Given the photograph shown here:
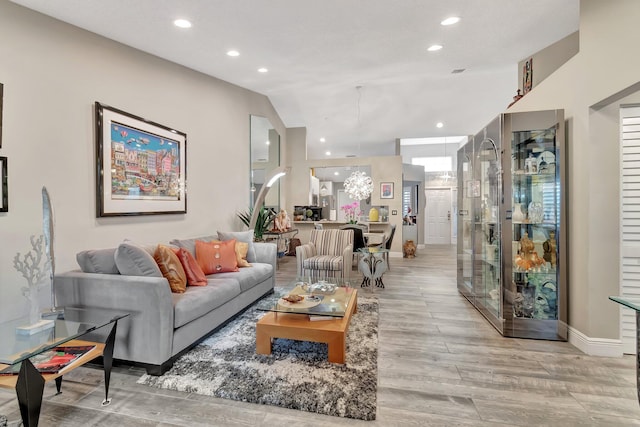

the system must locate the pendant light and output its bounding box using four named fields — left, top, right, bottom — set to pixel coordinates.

left=344, top=86, right=373, bottom=200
